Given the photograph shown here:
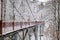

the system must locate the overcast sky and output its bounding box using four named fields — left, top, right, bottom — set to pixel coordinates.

left=38, top=0, right=51, bottom=2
